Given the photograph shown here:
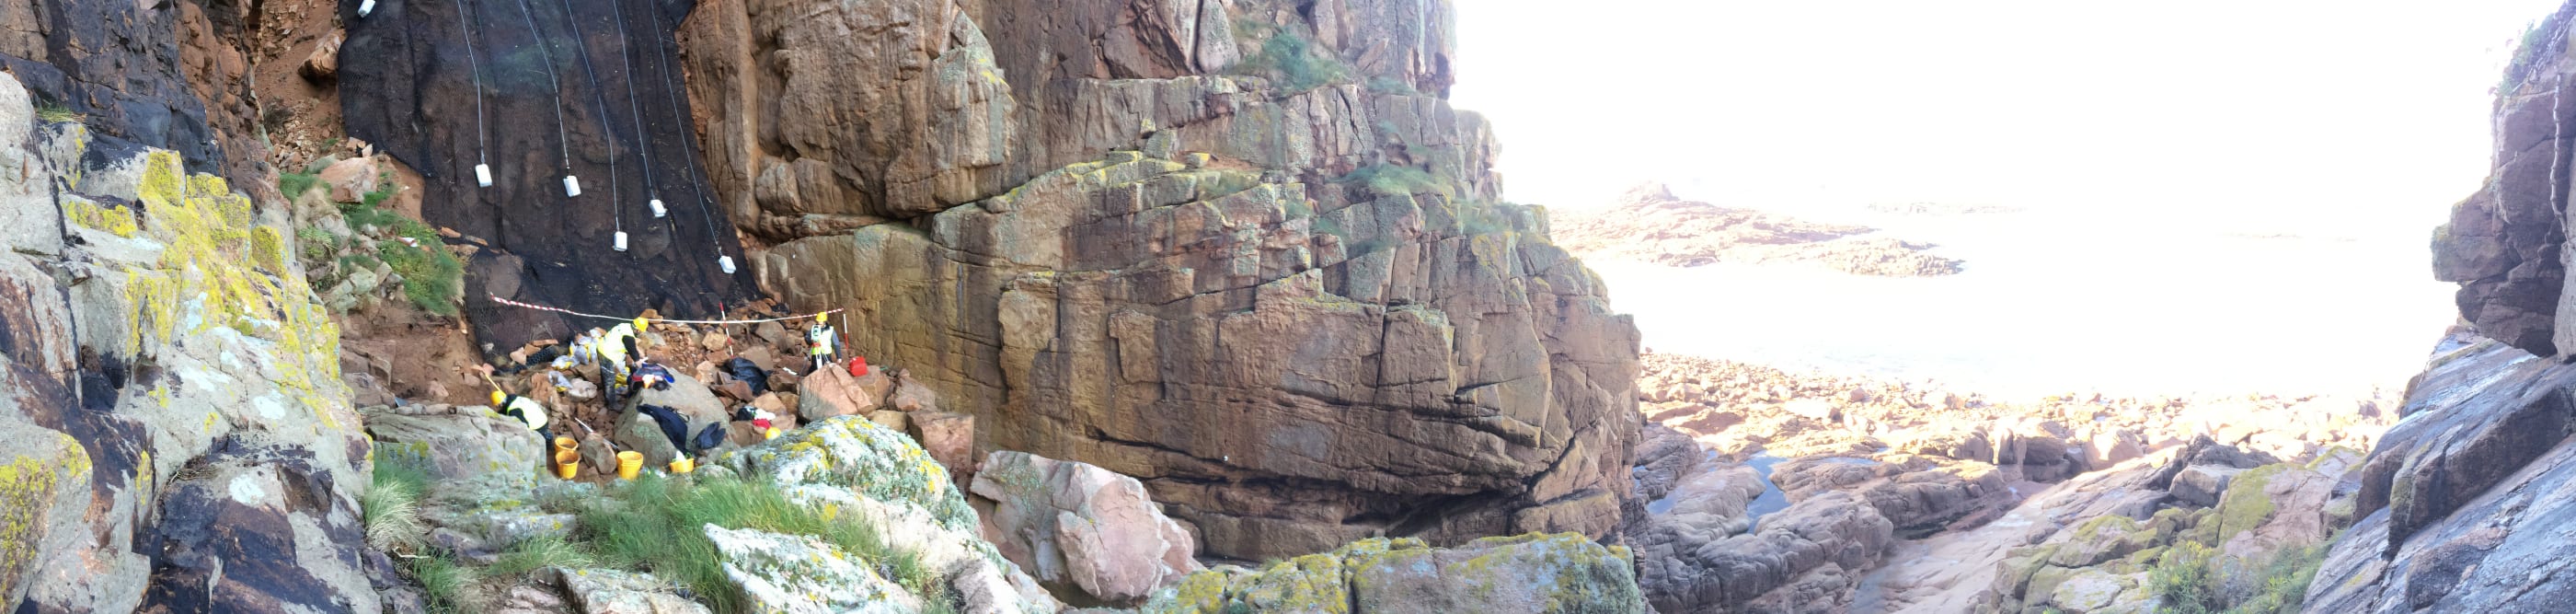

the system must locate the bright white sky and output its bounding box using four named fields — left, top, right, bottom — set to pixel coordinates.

left=1452, top=0, right=2566, bottom=237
